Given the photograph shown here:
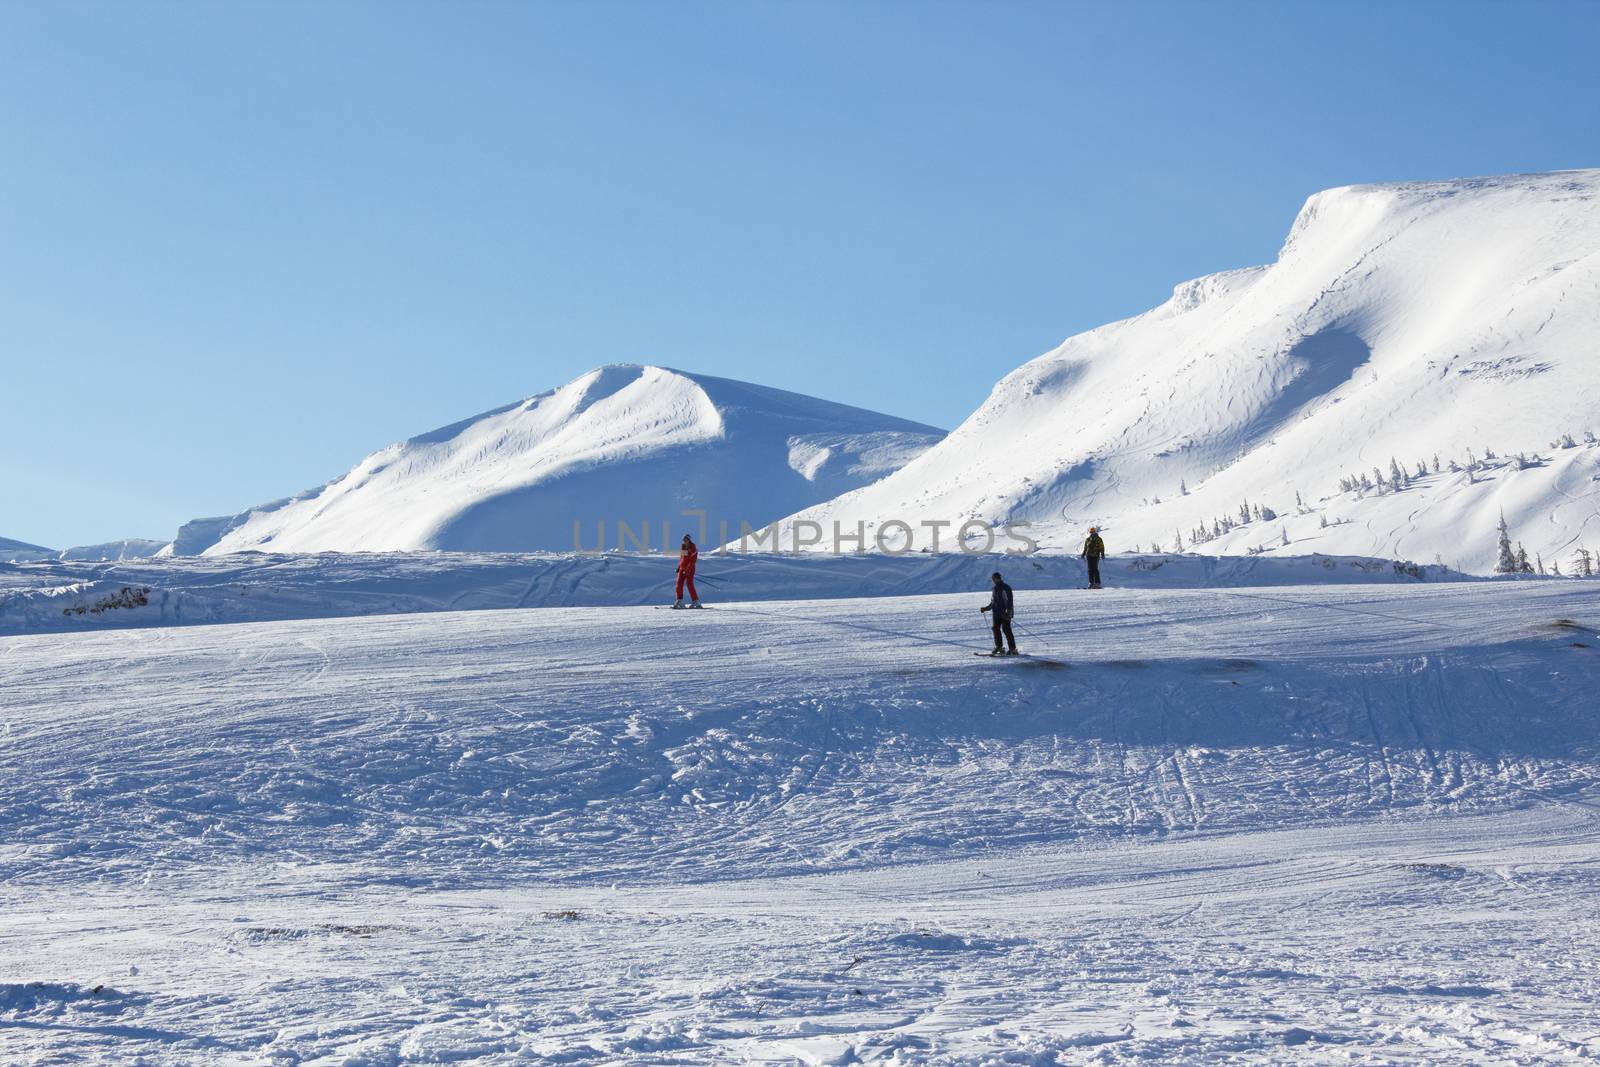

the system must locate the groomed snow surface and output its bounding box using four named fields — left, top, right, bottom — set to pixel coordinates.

left=4, top=568, right=1600, bottom=1064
